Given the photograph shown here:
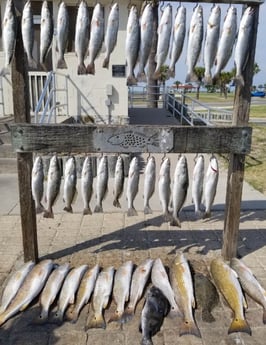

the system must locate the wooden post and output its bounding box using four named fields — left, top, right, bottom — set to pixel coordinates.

left=222, top=5, right=259, bottom=260
left=12, top=0, right=38, bottom=262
